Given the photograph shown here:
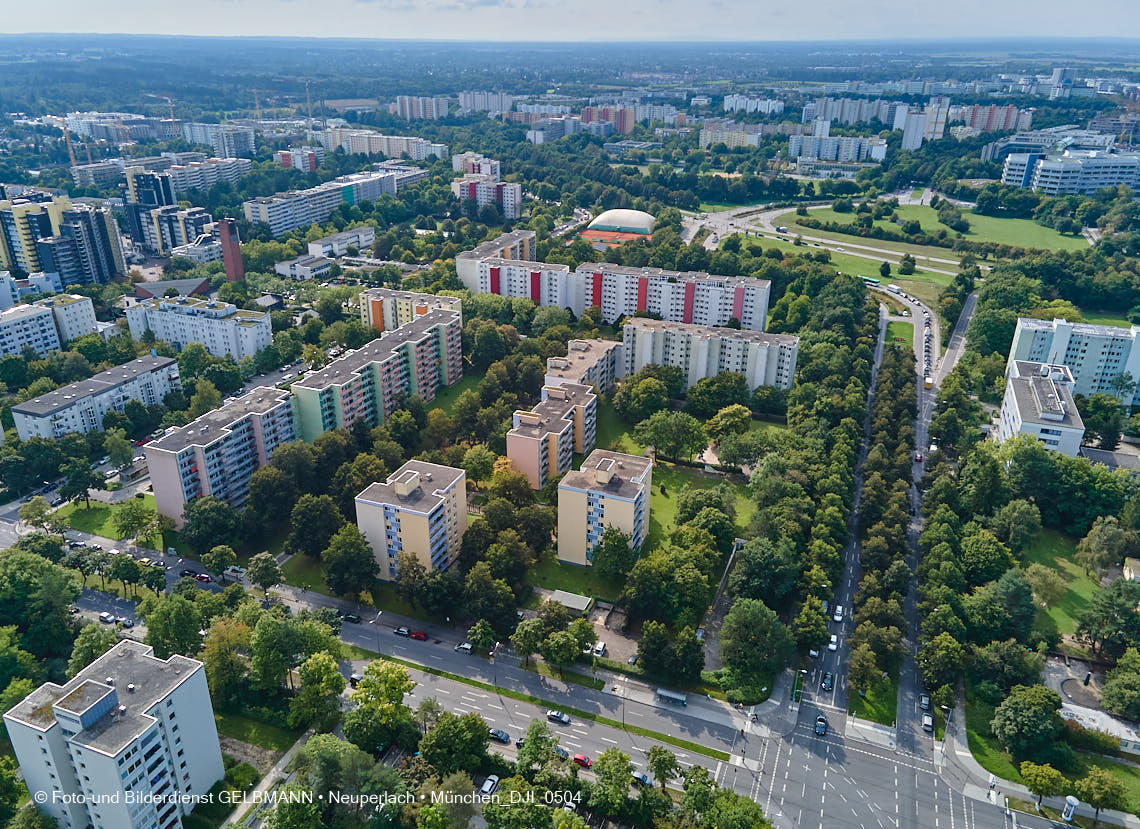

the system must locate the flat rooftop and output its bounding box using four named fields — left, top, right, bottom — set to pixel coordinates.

left=1017, top=316, right=1139, bottom=339
left=5, top=640, right=200, bottom=756
left=12, top=356, right=177, bottom=417
left=573, top=262, right=770, bottom=289
left=559, top=449, right=651, bottom=500
left=311, top=226, right=374, bottom=244
left=359, top=287, right=462, bottom=306
left=148, top=386, right=290, bottom=453
left=0, top=304, right=52, bottom=323
left=624, top=317, right=799, bottom=346
left=508, top=382, right=595, bottom=440
left=457, top=229, right=536, bottom=261
left=356, top=460, right=464, bottom=514
left=33, top=294, right=89, bottom=308
left=546, top=339, right=621, bottom=382
left=1008, top=376, right=1084, bottom=430
left=293, top=308, right=458, bottom=391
